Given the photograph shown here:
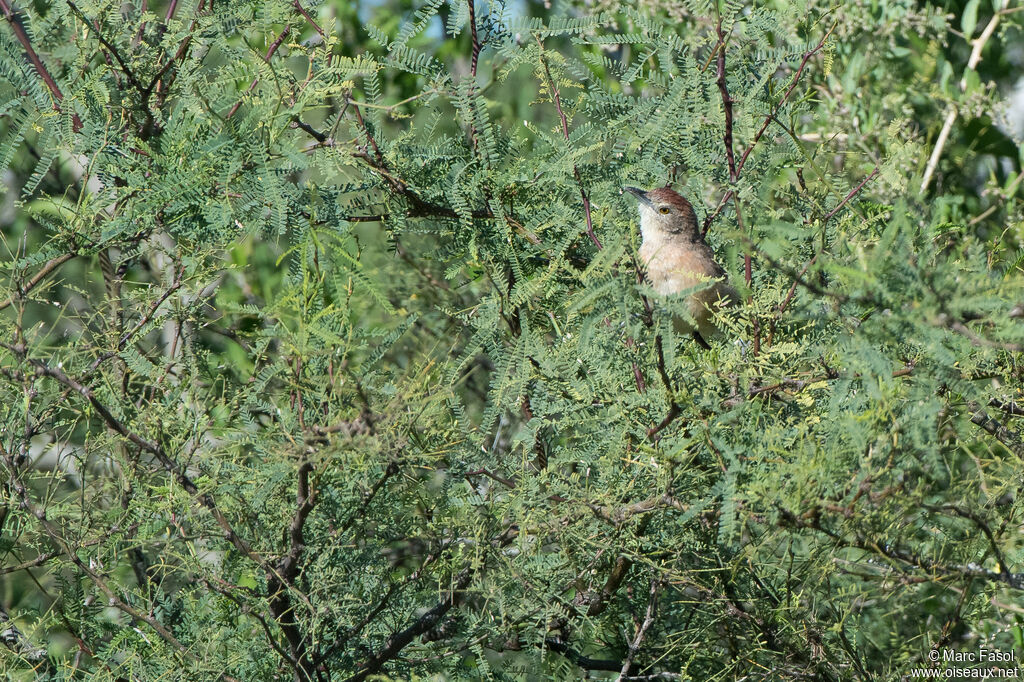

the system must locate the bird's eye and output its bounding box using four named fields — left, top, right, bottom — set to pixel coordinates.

left=658, top=206, right=670, bottom=214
